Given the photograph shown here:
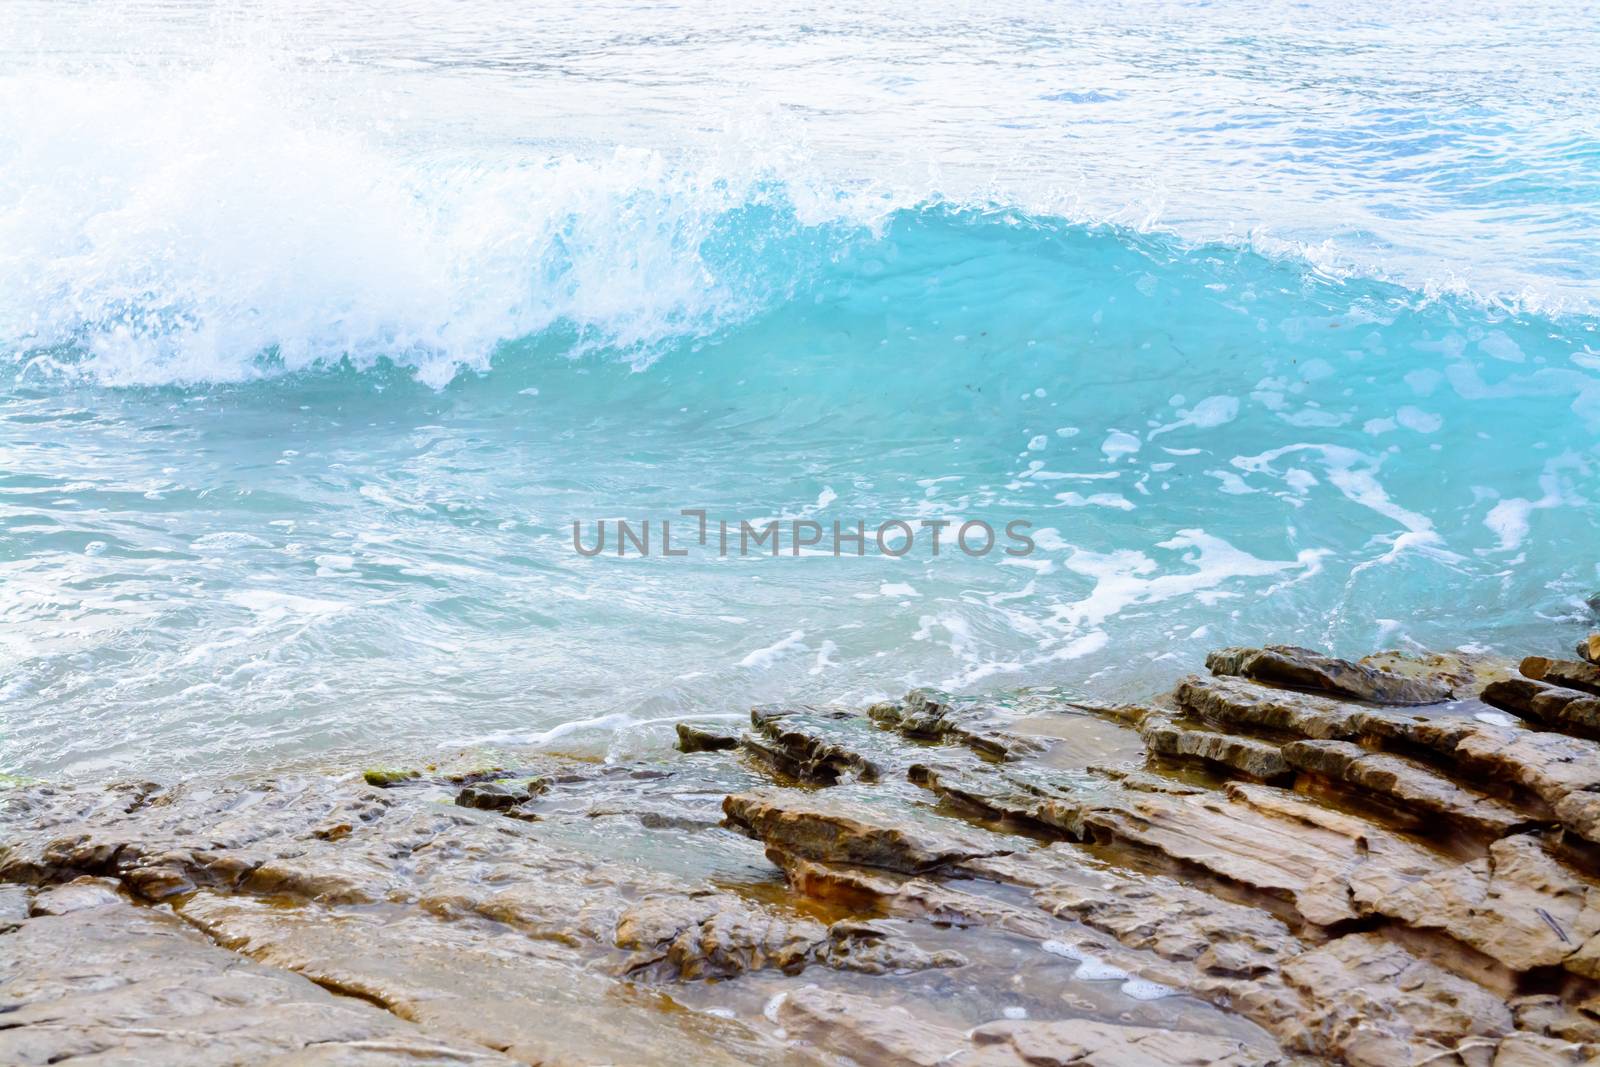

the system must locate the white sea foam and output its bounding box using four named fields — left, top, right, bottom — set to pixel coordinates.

left=0, top=61, right=876, bottom=388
